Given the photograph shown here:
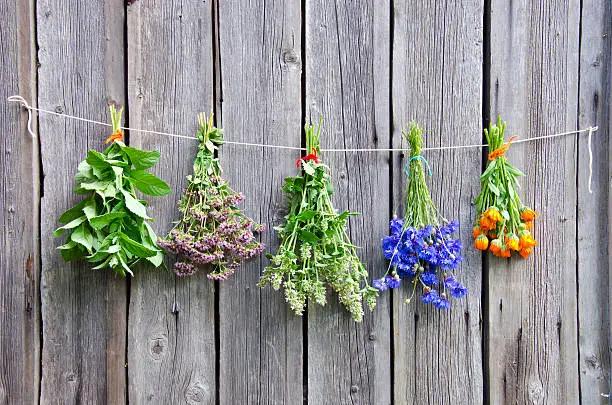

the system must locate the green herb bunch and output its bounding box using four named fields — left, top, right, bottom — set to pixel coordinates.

left=259, top=121, right=378, bottom=322
left=158, top=113, right=265, bottom=279
left=55, top=106, right=171, bottom=276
